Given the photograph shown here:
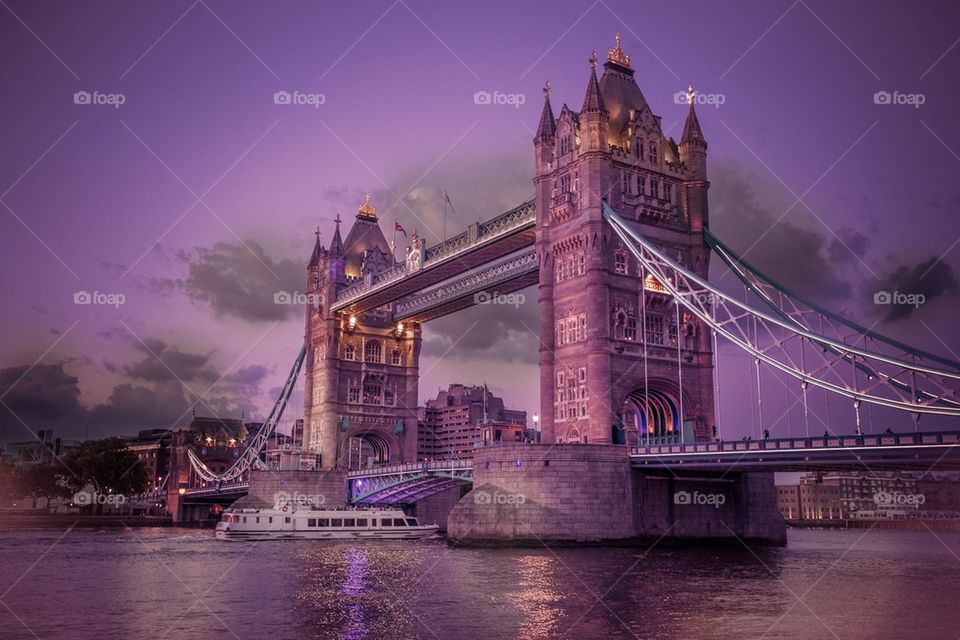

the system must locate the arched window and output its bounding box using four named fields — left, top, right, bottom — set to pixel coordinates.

left=364, top=340, right=382, bottom=363
left=362, top=375, right=382, bottom=405
left=343, top=344, right=356, bottom=361
left=391, top=349, right=402, bottom=366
